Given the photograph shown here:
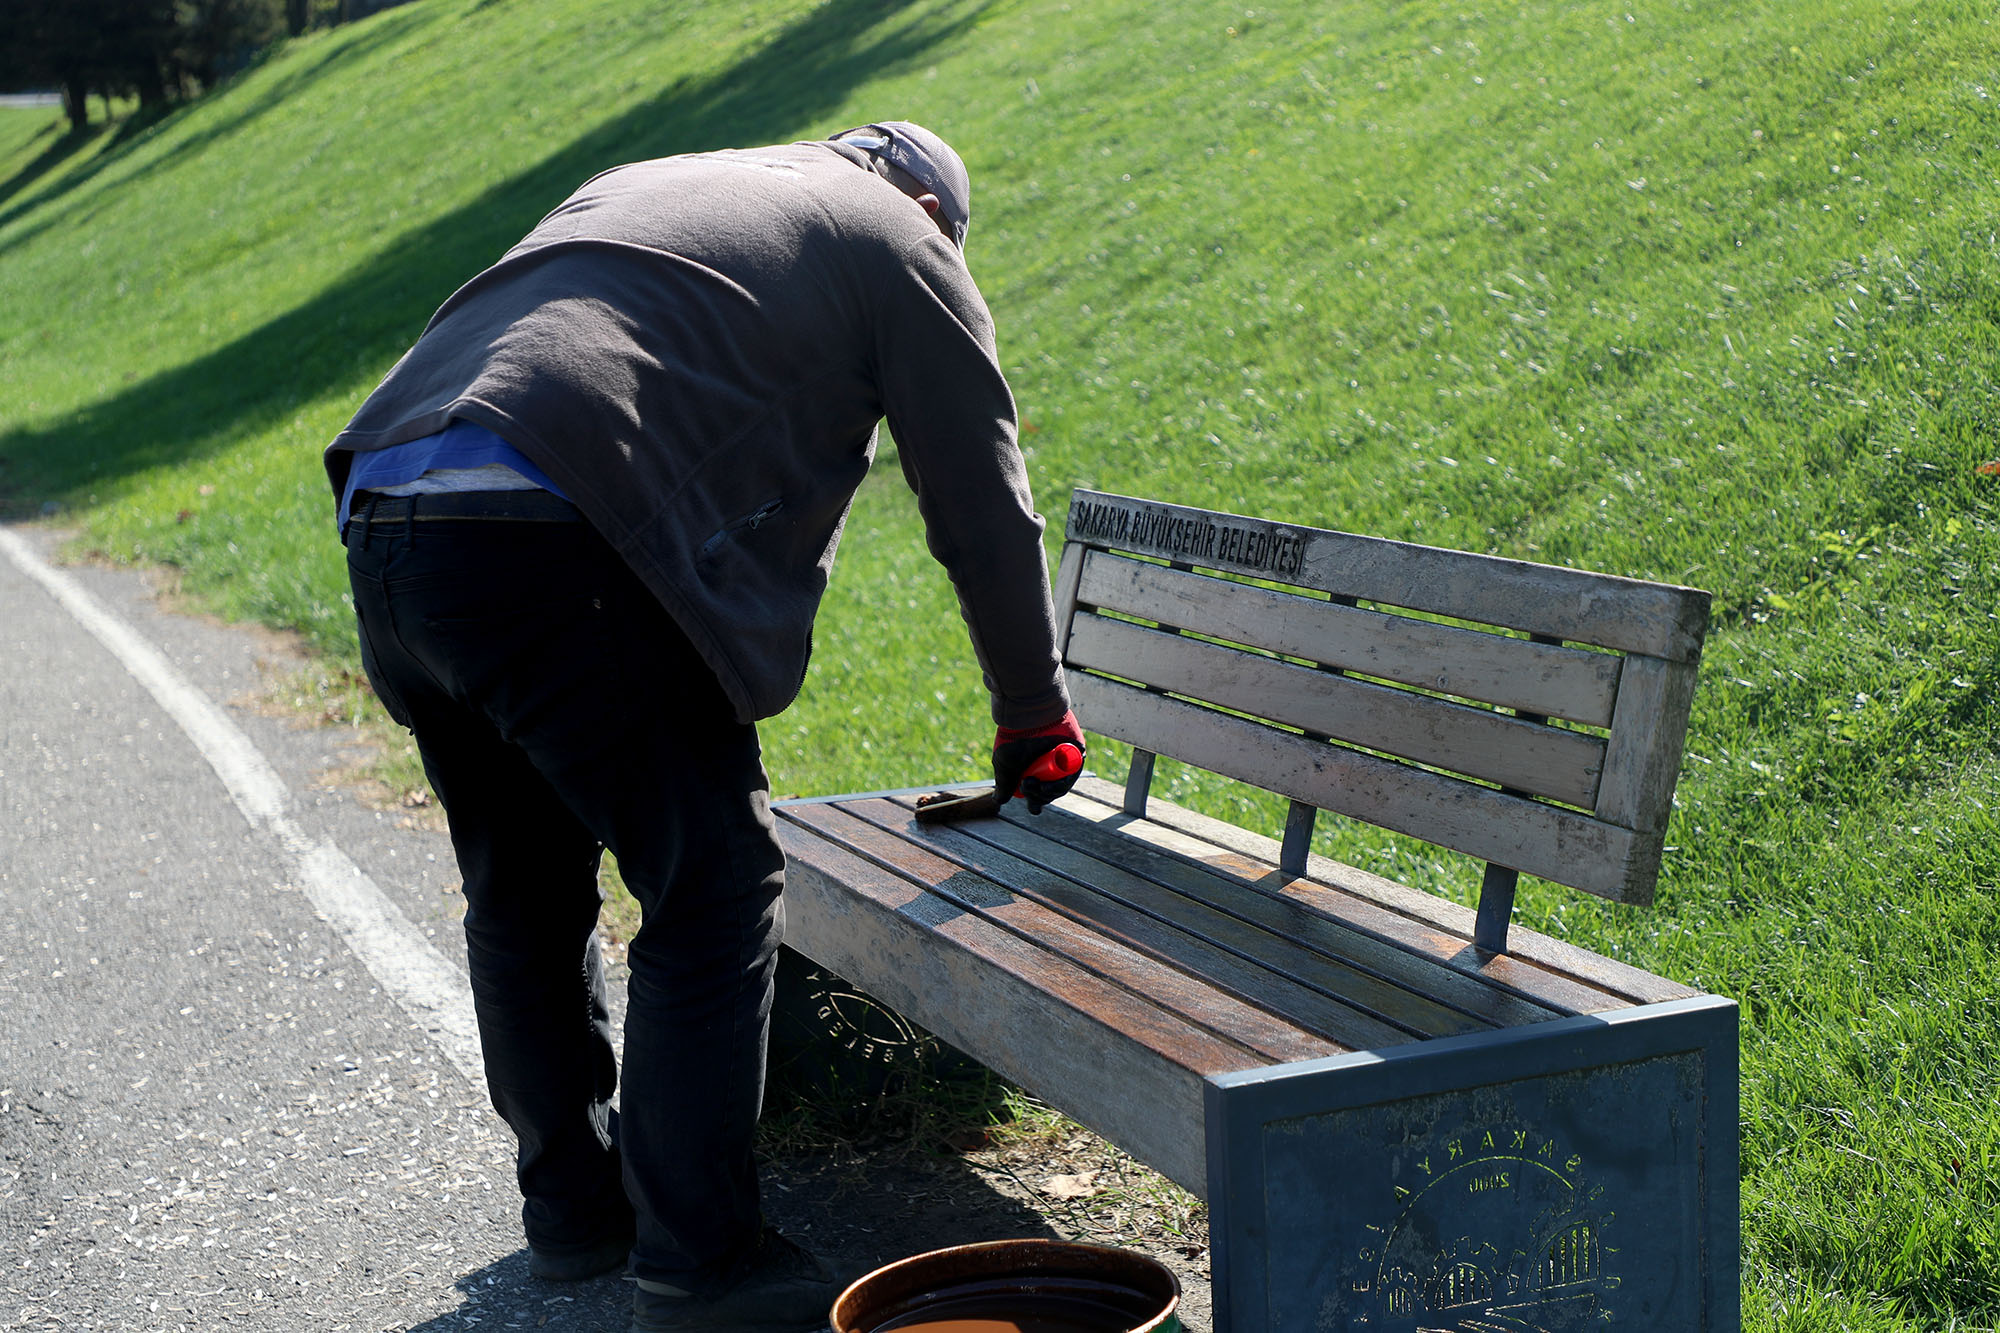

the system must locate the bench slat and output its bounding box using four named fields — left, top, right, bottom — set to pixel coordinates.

left=940, top=794, right=1583, bottom=1026
left=831, top=798, right=1381, bottom=1057
left=1047, top=788, right=1651, bottom=1017
left=1067, top=490, right=1710, bottom=662
left=784, top=801, right=1350, bottom=1063
left=1076, top=549, right=1623, bottom=727
left=849, top=797, right=1492, bottom=1043
left=1070, top=673, right=1656, bottom=902
left=774, top=813, right=1224, bottom=1193
left=1062, top=776, right=1699, bottom=1006
left=1067, top=613, right=1608, bottom=809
